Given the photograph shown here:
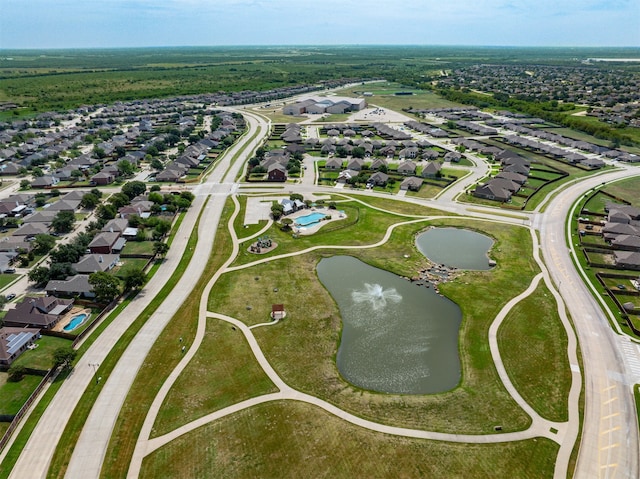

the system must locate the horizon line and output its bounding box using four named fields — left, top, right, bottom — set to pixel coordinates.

left=1, top=44, right=640, bottom=52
